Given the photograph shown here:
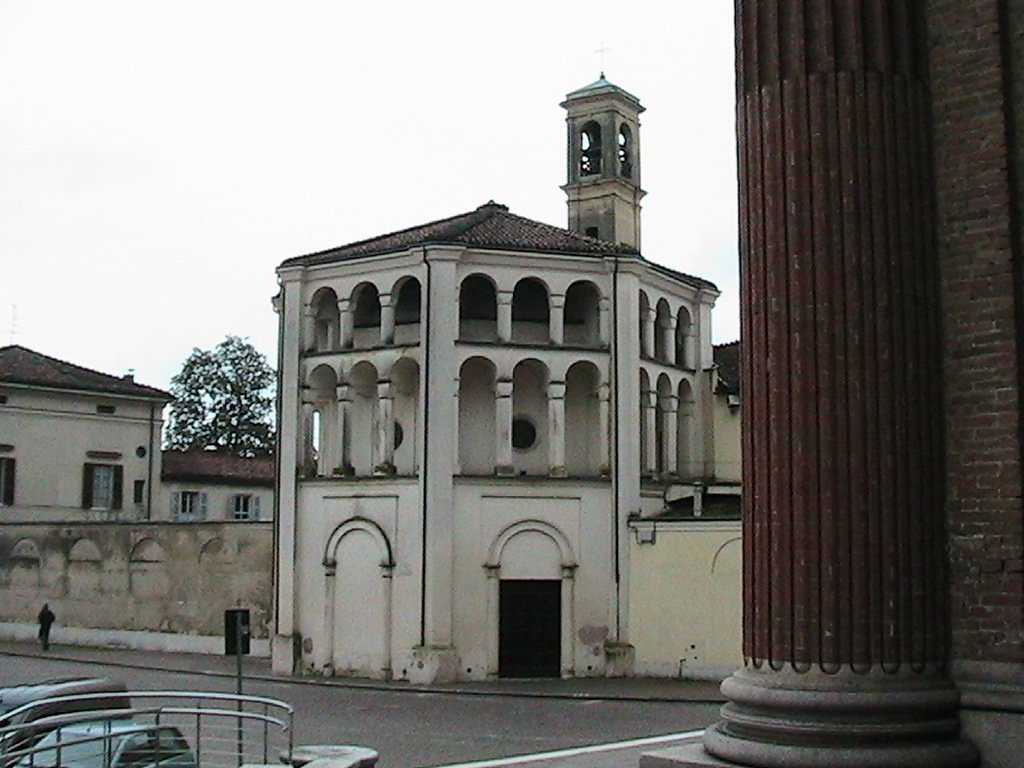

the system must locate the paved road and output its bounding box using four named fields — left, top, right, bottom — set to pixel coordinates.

left=0, top=652, right=715, bottom=767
